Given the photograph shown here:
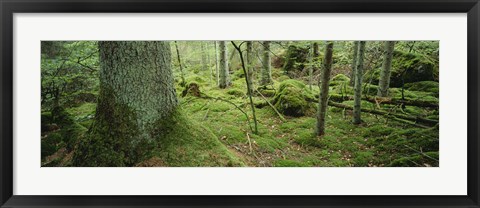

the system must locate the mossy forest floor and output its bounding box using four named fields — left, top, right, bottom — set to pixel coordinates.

left=41, top=66, right=439, bottom=167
